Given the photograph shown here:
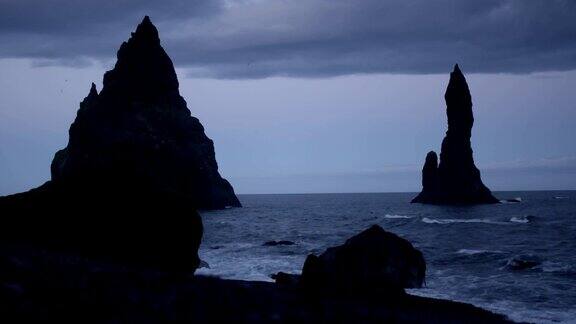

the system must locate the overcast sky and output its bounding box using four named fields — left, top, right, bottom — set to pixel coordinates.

left=1, top=0, right=575, bottom=195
